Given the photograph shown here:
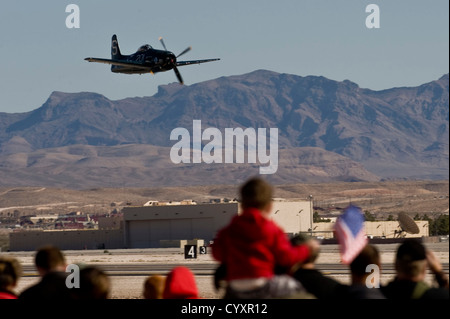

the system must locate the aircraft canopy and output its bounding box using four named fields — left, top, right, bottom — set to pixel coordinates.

left=137, top=44, right=152, bottom=52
